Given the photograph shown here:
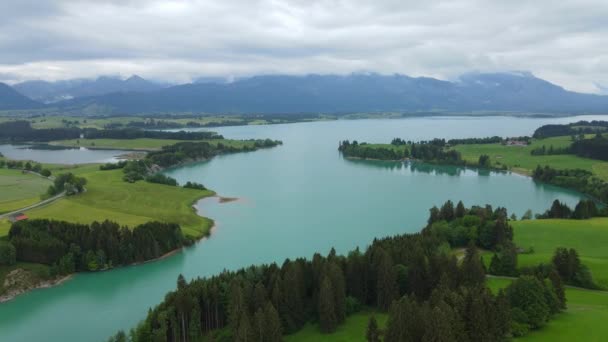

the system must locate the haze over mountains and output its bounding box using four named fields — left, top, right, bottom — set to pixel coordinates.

left=2, top=72, right=608, bottom=115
